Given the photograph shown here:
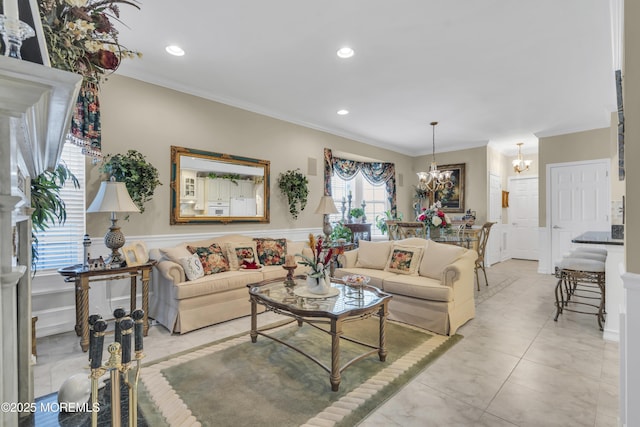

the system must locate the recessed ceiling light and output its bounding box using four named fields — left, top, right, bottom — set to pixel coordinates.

left=337, top=109, right=349, bottom=115
left=336, top=47, right=354, bottom=59
left=165, top=45, right=185, bottom=56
